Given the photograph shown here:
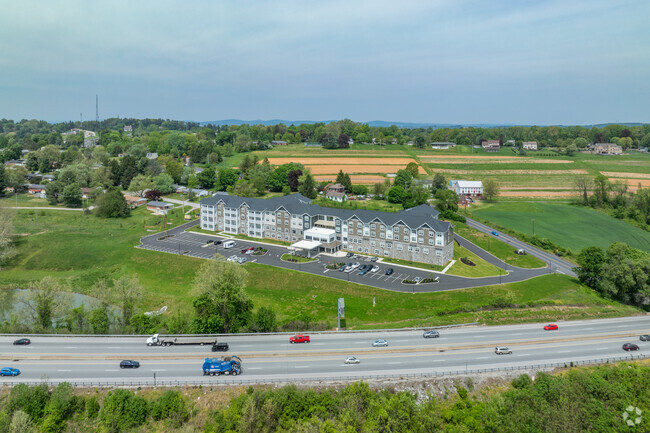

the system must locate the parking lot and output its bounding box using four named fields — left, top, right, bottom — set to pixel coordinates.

left=138, top=220, right=550, bottom=293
